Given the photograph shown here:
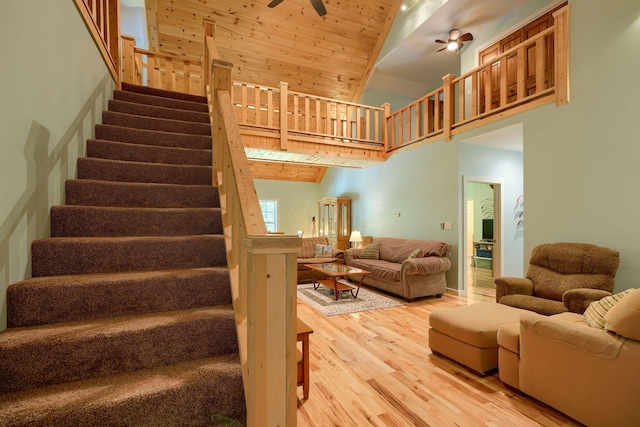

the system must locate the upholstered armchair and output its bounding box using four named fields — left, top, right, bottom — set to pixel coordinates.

left=495, top=242, right=620, bottom=315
